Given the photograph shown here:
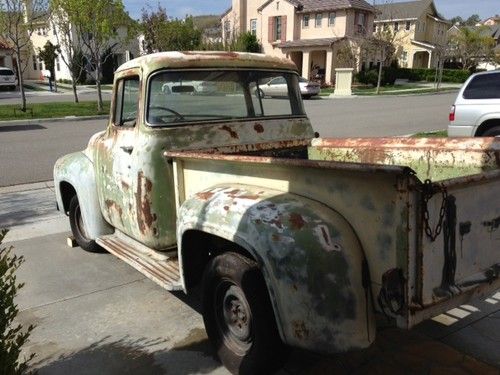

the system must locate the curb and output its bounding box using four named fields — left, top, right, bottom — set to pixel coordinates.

left=0, top=115, right=108, bottom=126
left=0, top=180, right=54, bottom=194
left=319, top=89, right=459, bottom=99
